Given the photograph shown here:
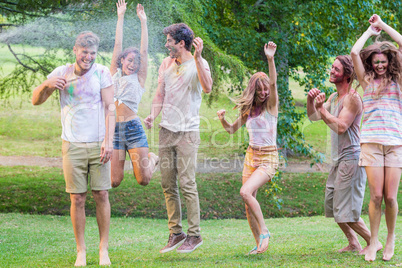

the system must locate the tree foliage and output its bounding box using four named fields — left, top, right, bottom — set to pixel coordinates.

left=201, top=0, right=400, bottom=159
